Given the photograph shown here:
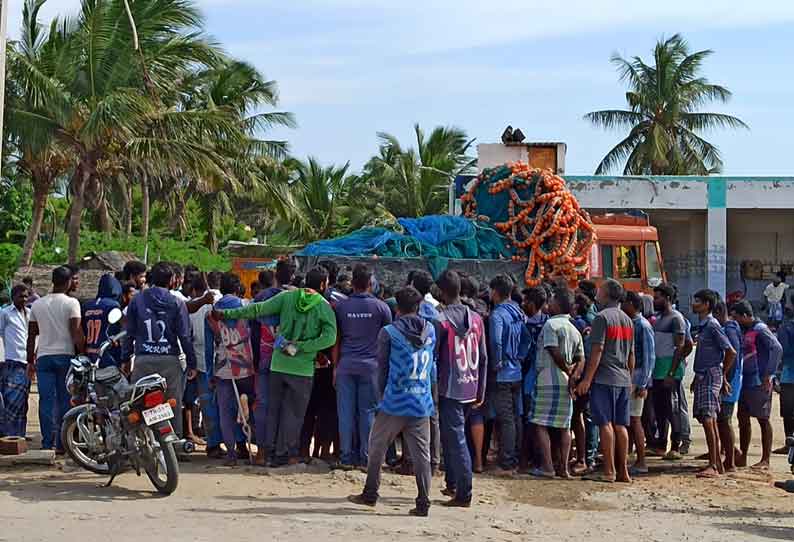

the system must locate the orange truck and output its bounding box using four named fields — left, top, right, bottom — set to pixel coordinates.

left=588, top=214, right=667, bottom=293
